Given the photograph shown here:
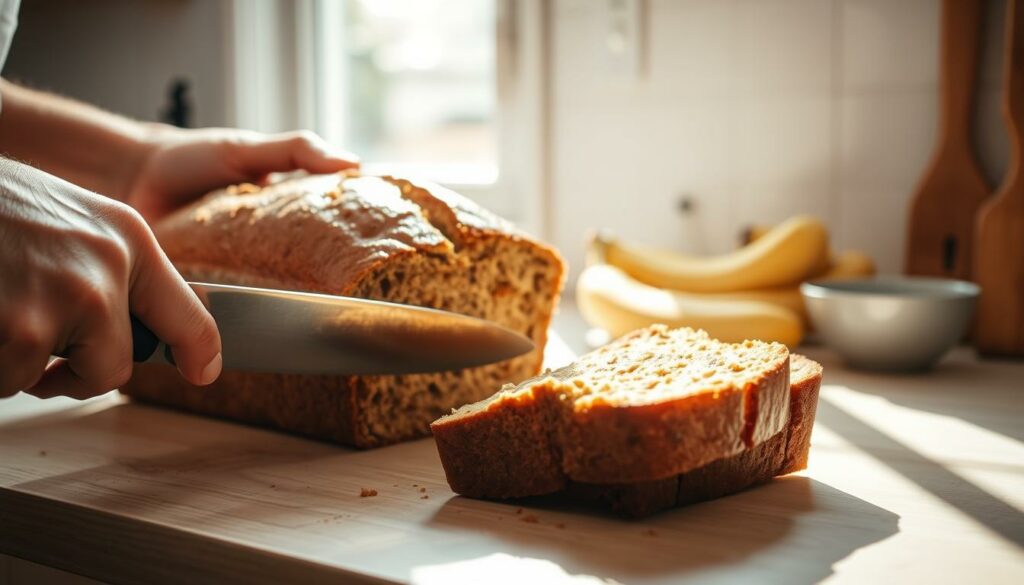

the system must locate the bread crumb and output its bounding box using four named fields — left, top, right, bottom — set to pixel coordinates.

left=360, top=488, right=378, bottom=497
left=270, top=484, right=276, bottom=489
left=555, top=523, right=566, bottom=529
left=420, top=495, right=429, bottom=500
left=227, top=183, right=261, bottom=195
left=644, top=529, right=657, bottom=537
left=515, top=507, right=524, bottom=515
left=520, top=515, right=539, bottom=524
left=38, top=450, right=47, bottom=457
left=419, top=487, right=427, bottom=493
